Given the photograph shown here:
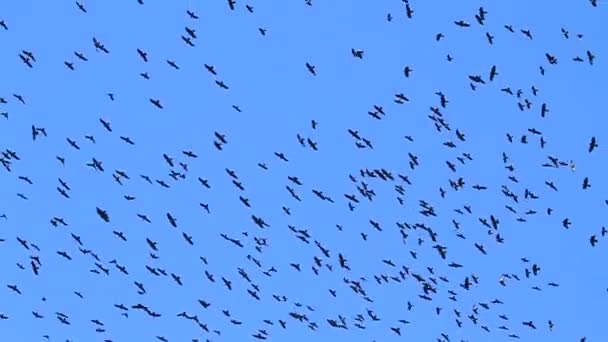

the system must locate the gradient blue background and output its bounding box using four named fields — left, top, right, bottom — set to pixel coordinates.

left=1, top=1, right=606, bottom=341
